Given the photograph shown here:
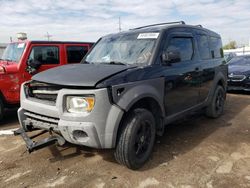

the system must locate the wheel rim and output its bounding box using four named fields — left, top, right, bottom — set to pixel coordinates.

left=215, top=90, right=224, bottom=113
left=134, top=120, right=152, bottom=159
